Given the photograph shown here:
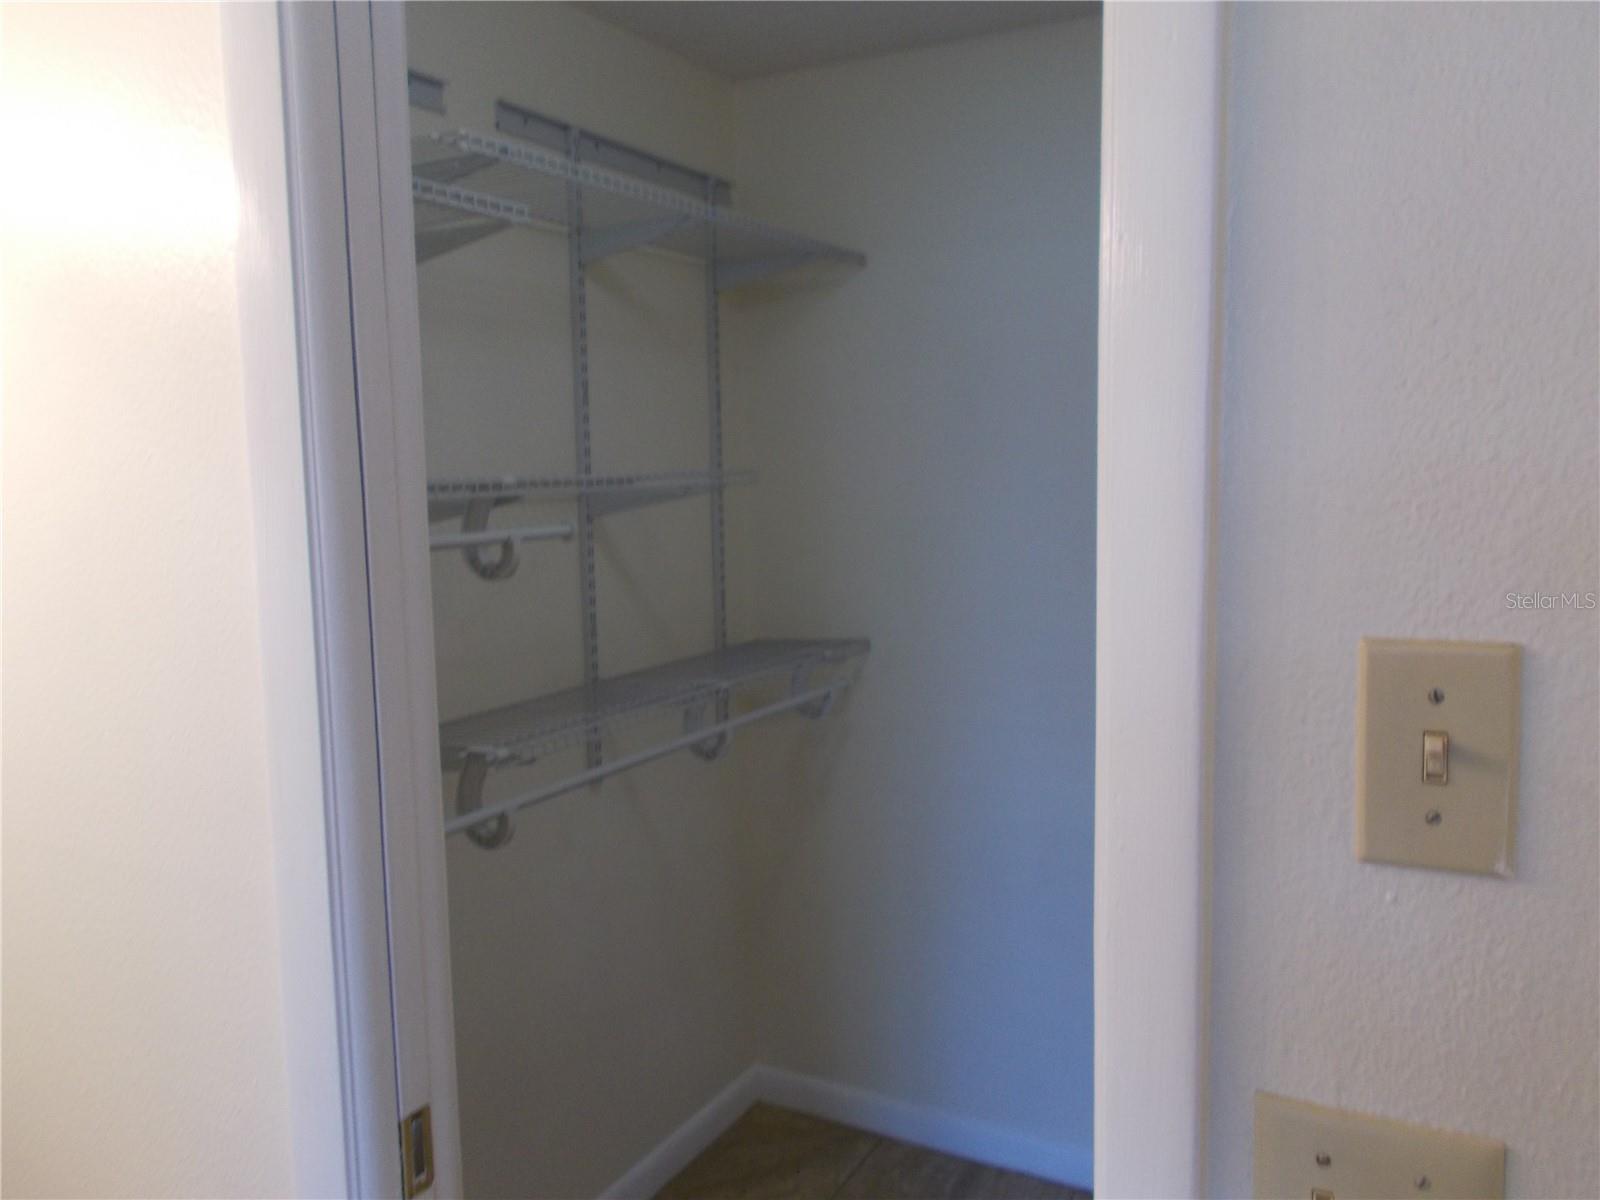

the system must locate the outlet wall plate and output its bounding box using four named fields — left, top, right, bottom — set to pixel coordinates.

left=1255, top=1091, right=1505, bottom=1200
left=1356, top=638, right=1520, bottom=876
